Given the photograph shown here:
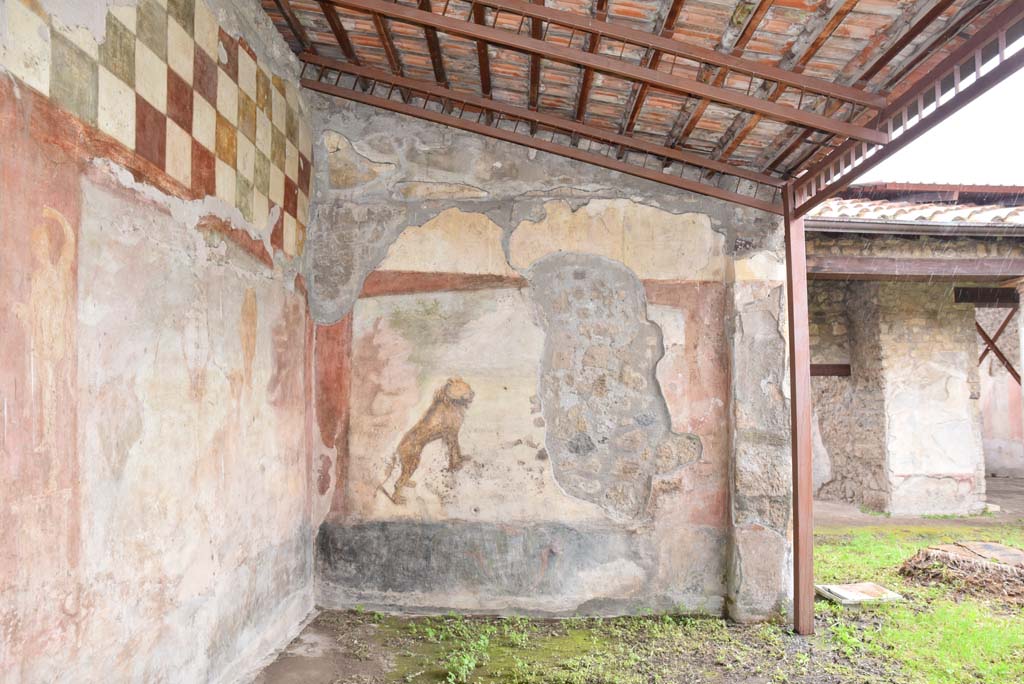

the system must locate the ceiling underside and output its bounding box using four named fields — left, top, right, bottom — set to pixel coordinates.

left=261, top=0, right=1024, bottom=215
